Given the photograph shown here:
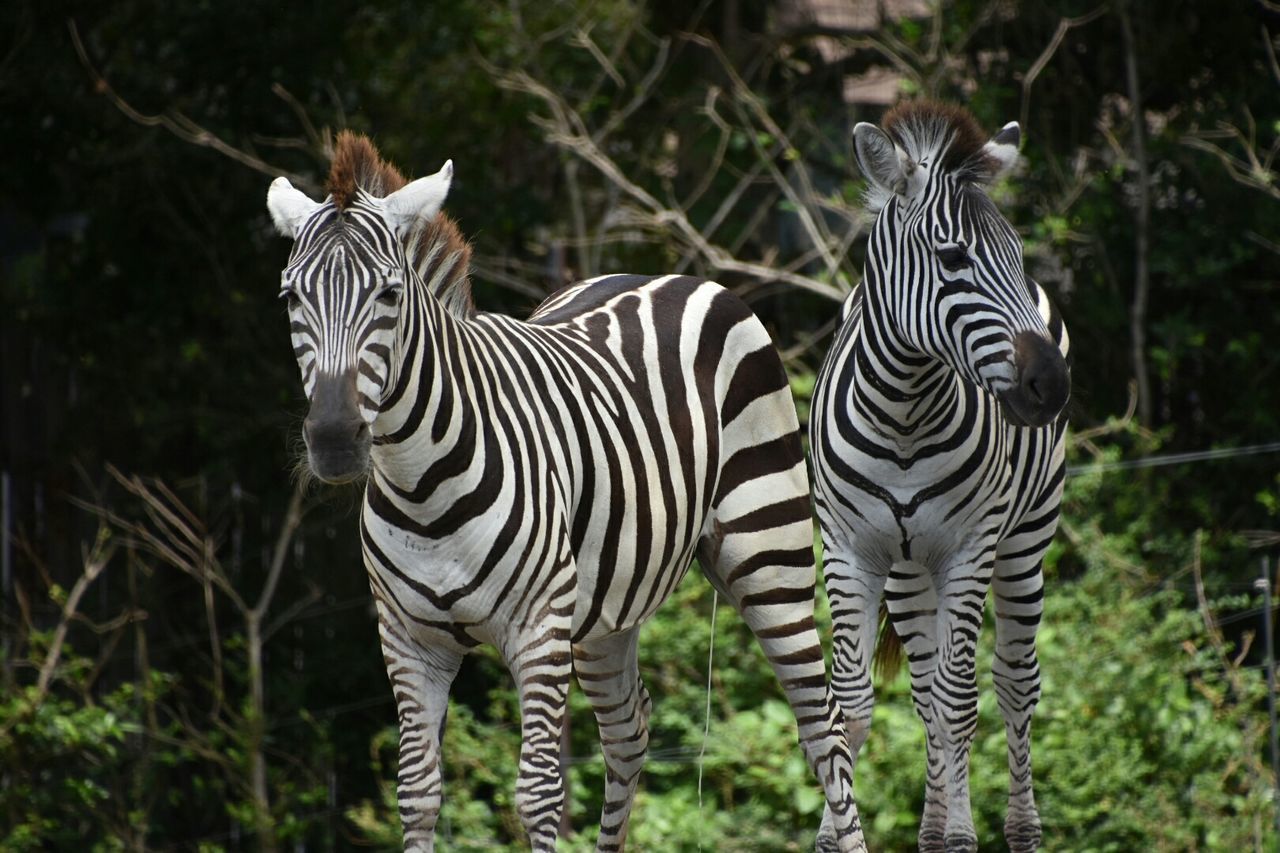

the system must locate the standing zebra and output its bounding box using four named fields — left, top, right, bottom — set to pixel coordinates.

left=265, top=132, right=864, bottom=851
left=810, top=102, right=1070, bottom=852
